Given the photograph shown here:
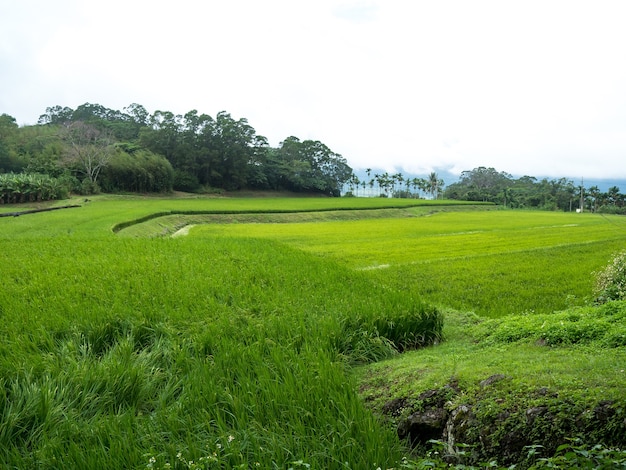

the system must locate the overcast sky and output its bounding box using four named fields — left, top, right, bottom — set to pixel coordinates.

left=2, top=0, right=626, bottom=179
